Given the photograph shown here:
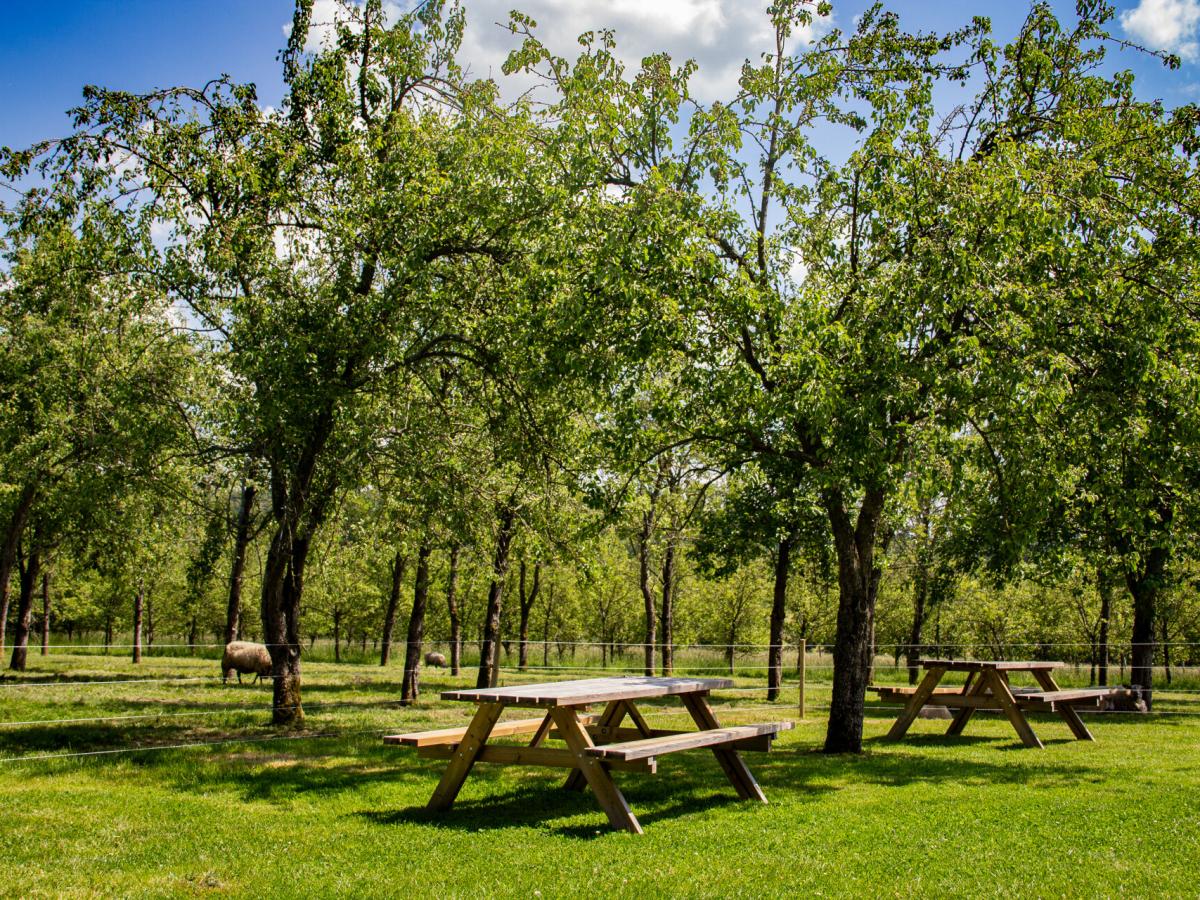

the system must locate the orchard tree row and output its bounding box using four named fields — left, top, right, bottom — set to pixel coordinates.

left=2, top=0, right=1198, bottom=753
